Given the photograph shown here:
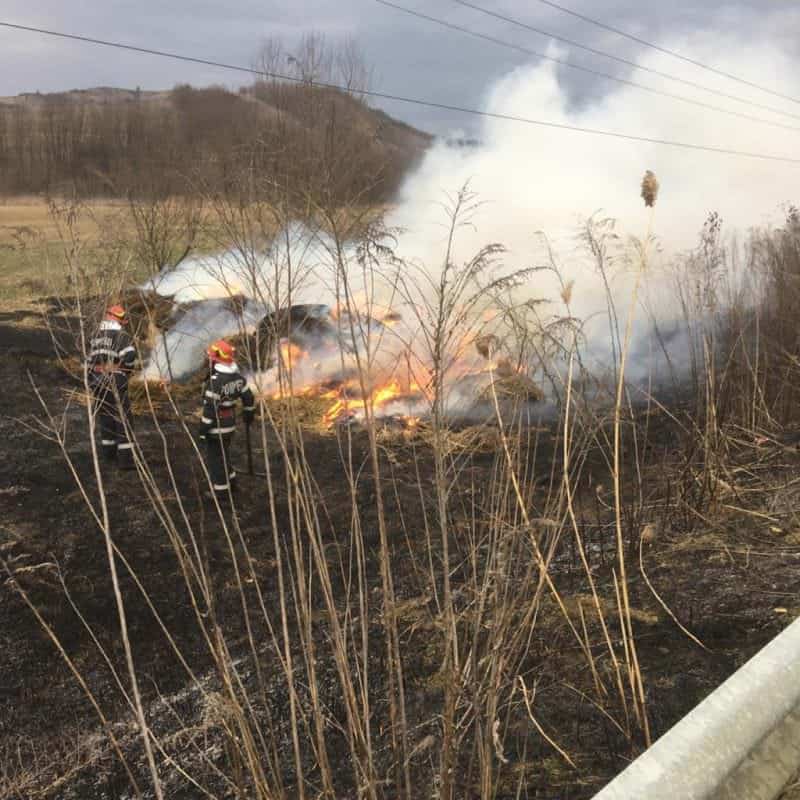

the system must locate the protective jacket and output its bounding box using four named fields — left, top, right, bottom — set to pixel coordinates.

left=200, top=362, right=255, bottom=436
left=200, top=362, right=255, bottom=498
left=88, top=320, right=136, bottom=373
left=86, top=320, right=136, bottom=467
